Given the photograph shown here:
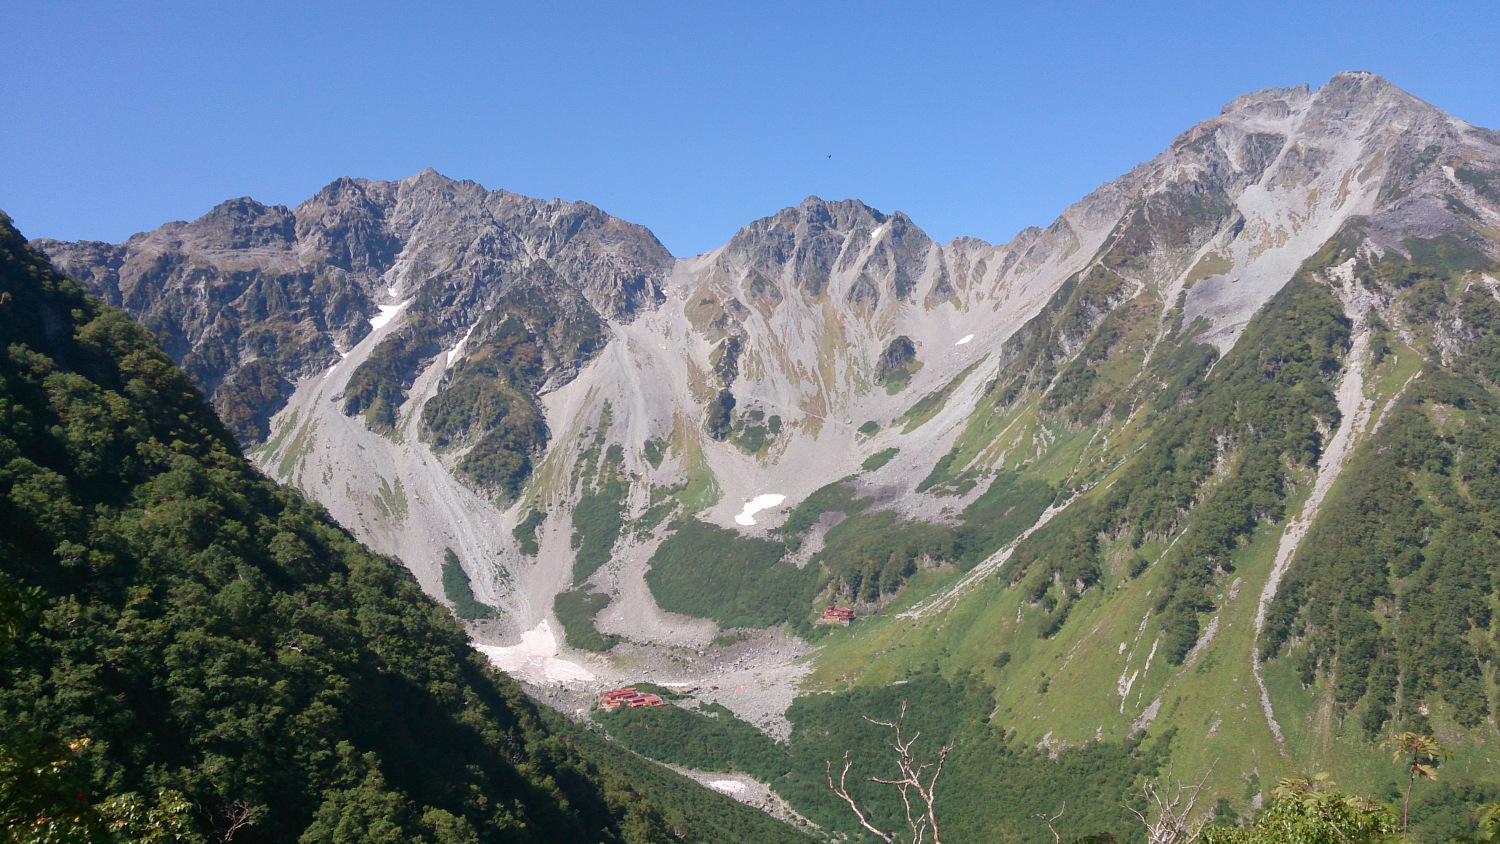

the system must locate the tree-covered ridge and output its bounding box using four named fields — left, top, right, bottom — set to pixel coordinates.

left=1261, top=238, right=1500, bottom=736
left=1003, top=257, right=1352, bottom=665
left=0, top=214, right=807, bottom=843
